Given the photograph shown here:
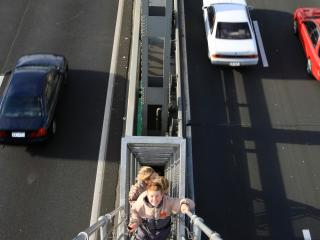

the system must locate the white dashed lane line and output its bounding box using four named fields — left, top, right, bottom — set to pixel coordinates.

left=253, top=20, right=269, bottom=67
left=303, top=229, right=312, bottom=240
